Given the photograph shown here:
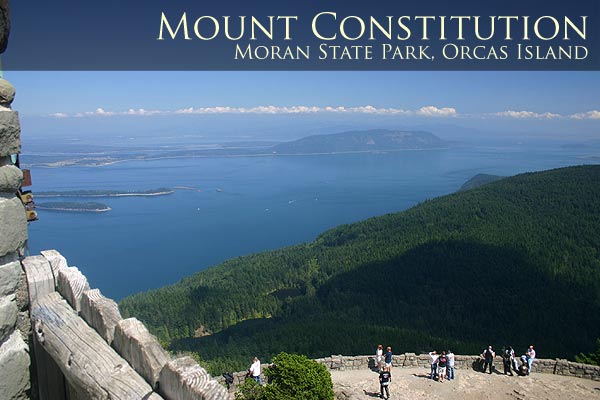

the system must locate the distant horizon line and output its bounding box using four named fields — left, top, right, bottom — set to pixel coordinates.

left=45, top=105, right=600, bottom=121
